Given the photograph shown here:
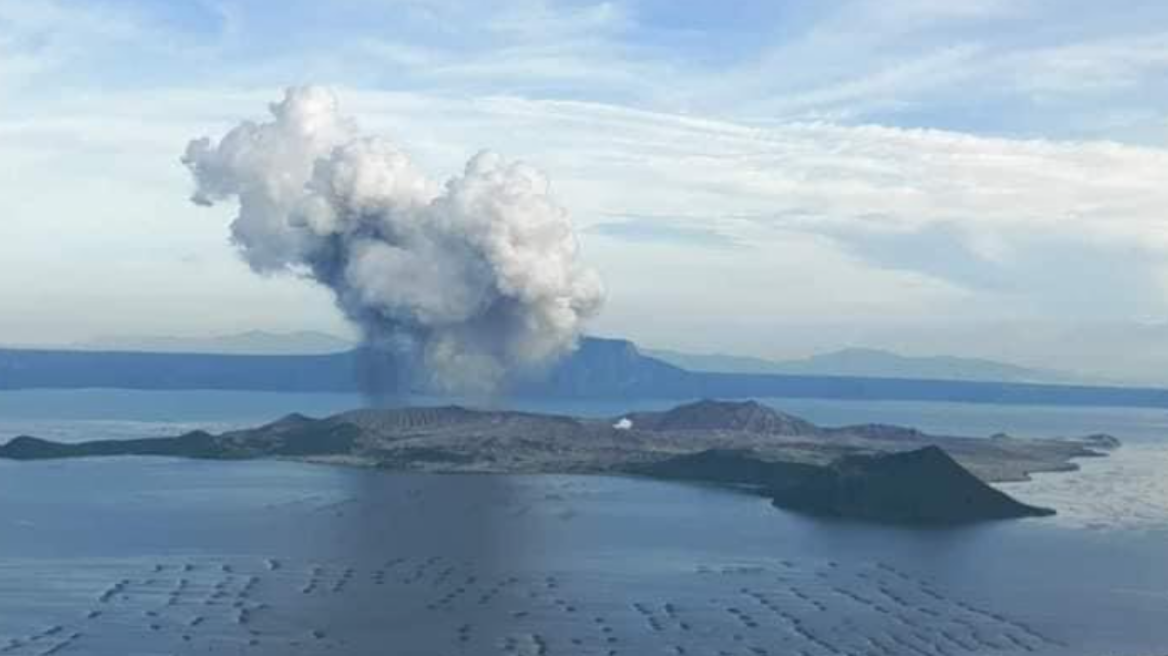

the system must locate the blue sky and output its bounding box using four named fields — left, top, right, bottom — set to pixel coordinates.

left=3, top=0, right=1168, bottom=380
